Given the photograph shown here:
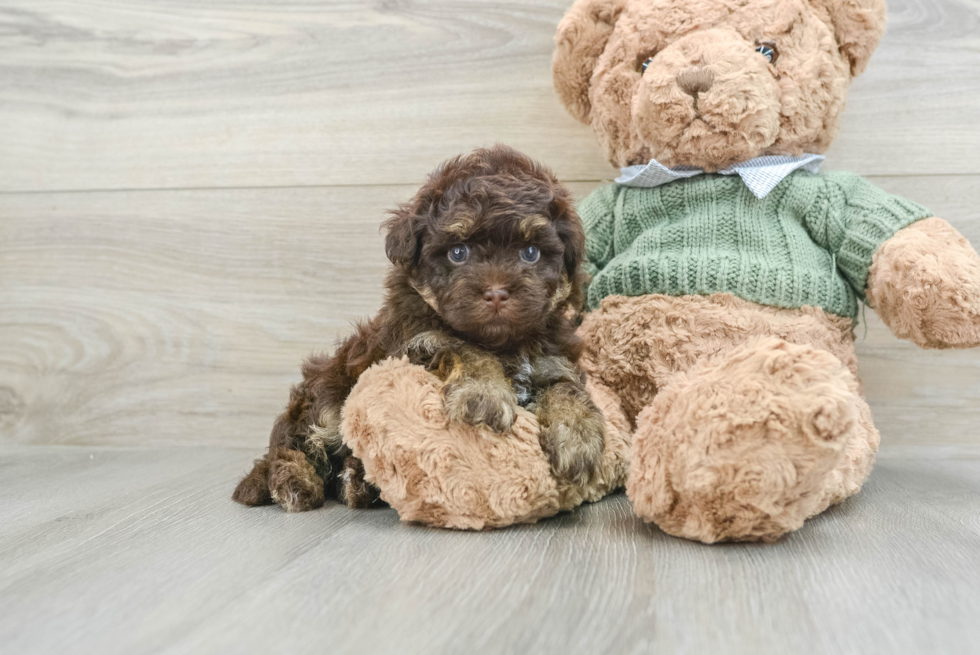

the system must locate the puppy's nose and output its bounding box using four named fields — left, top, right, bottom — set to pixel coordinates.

left=677, top=67, right=714, bottom=97
left=483, top=287, right=509, bottom=311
